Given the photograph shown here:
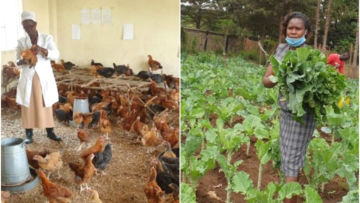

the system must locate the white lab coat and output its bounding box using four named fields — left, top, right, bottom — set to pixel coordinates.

left=16, top=33, right=59, bottom=107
